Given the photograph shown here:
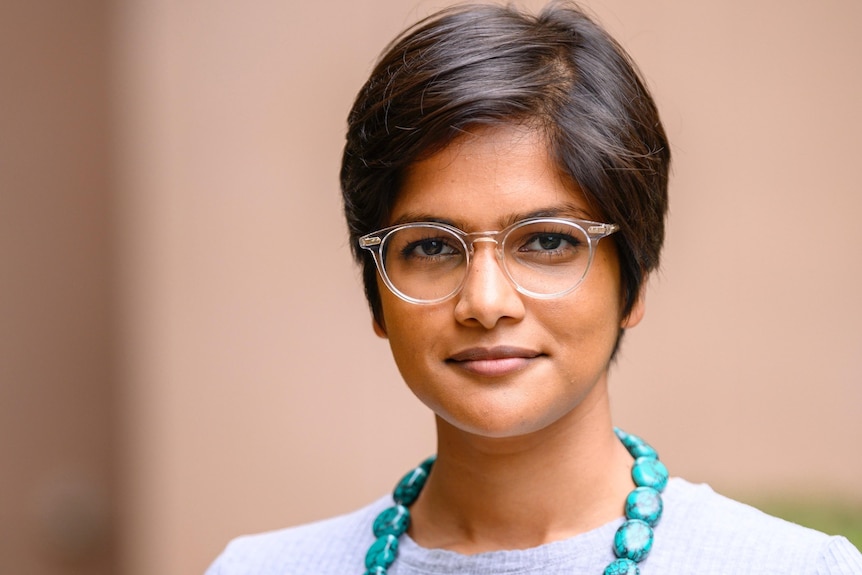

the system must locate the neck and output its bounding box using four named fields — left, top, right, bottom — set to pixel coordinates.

left=409, top=393, right=634, bottom=553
